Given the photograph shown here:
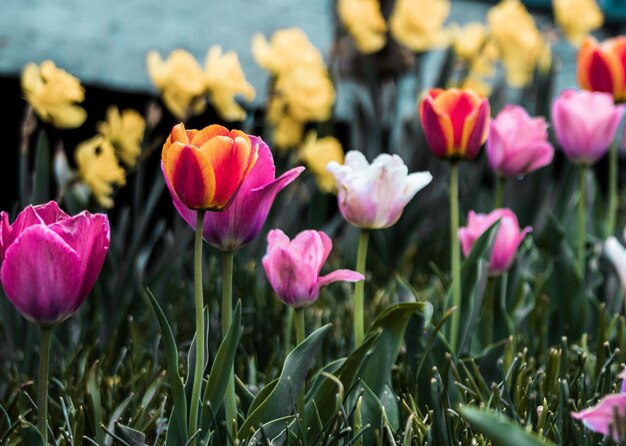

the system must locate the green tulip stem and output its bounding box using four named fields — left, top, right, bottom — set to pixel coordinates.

left=494, top=176, right=506, bottom=209
left=578, top=166, right=587, bottom=281
left=221, top=250, right=237, bottom=436
left=188, top=211, right=205, bottom=443
left=353, top=229, right=370, bottom=348
left=482, top=277, right=496, bottom=345
left=449, top=161, right=462, bottom=352
left=37, top=325, right=52, bottom=443
left=294, top=307, right=306, bottom=418
left=608, top=140, right=618, bottom=236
